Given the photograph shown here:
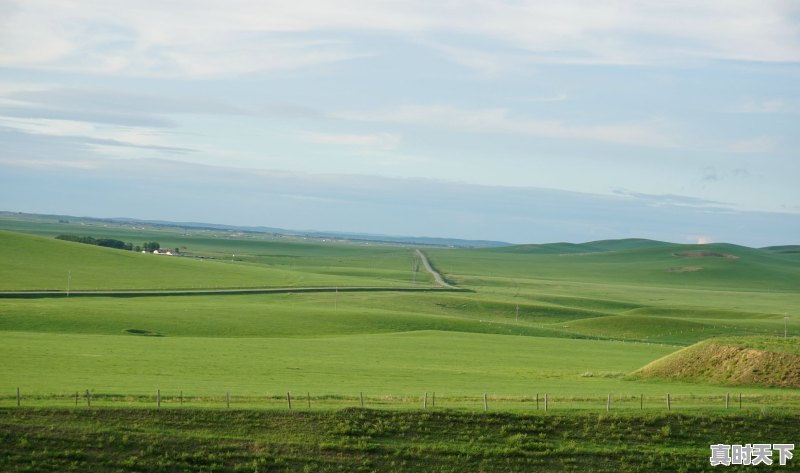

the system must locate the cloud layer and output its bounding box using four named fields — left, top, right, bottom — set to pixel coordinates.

left=2, top=1, right=799, bottom=77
